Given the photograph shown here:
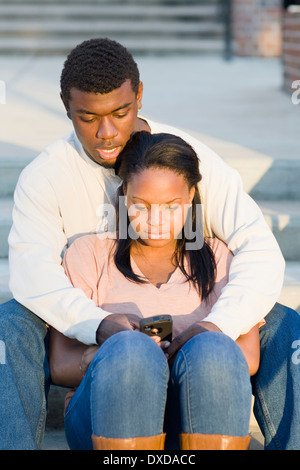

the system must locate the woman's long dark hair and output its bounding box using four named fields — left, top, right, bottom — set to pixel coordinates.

left=114, top=131, right=216, bottom=300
